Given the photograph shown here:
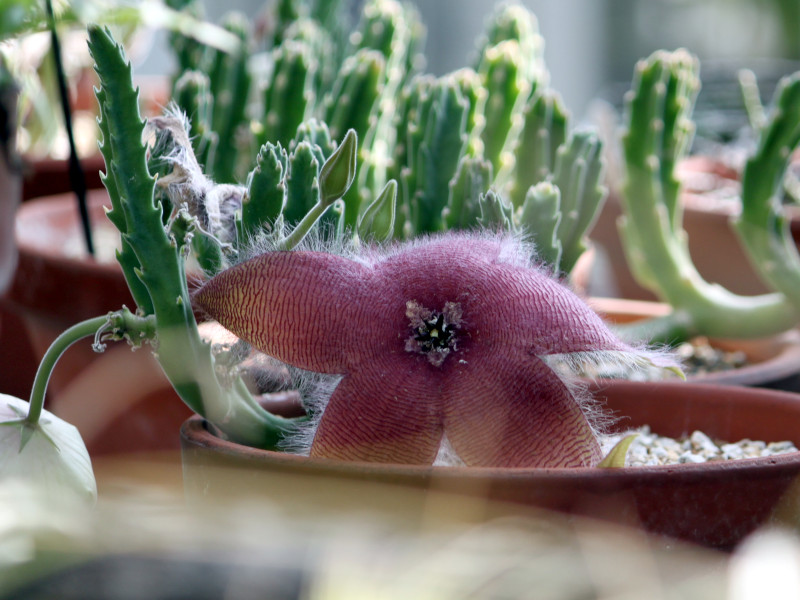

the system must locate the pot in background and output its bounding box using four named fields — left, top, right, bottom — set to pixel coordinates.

left=589, top=296, right=800, bottom=390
